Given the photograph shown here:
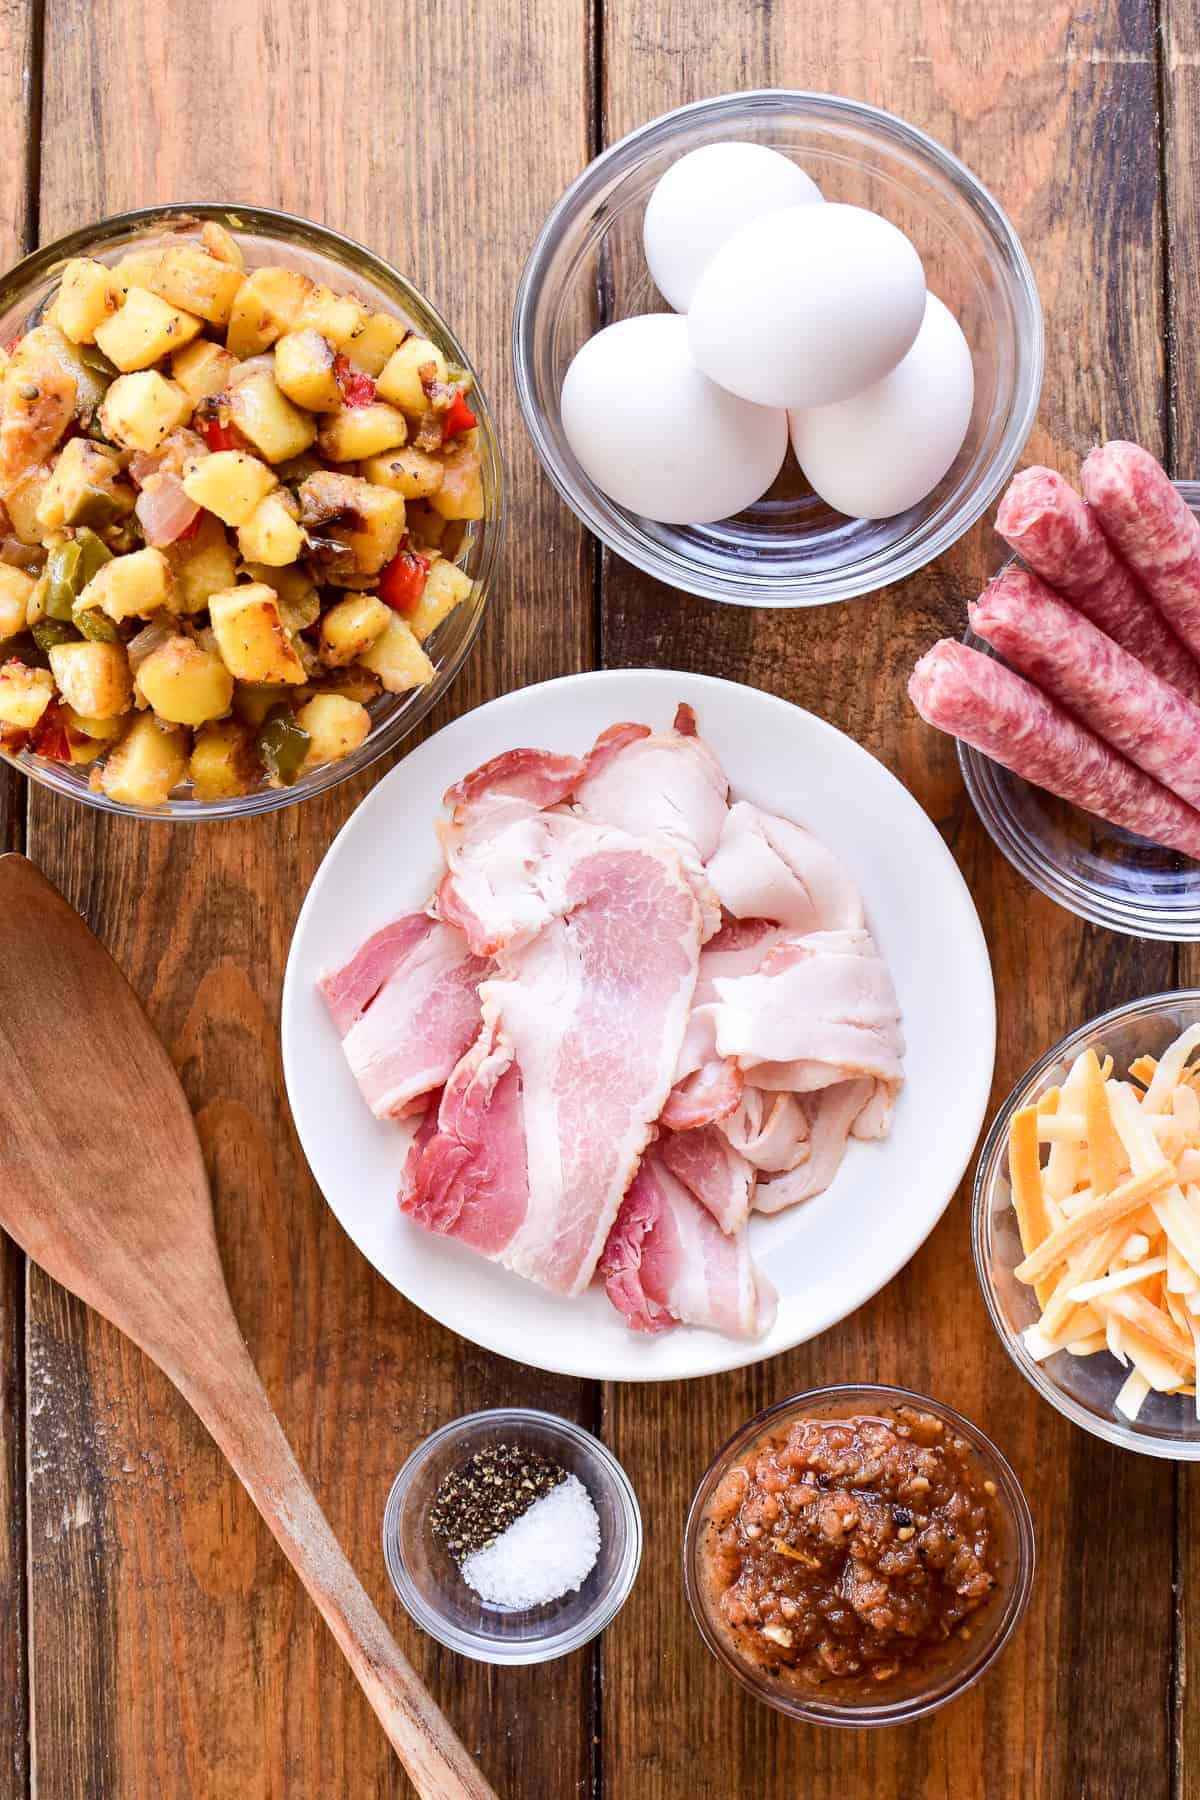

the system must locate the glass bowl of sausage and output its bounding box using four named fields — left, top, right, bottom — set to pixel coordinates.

left=0, top=203, right=503, bottom=818
left=957, top=482, right=1200, bottom=939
